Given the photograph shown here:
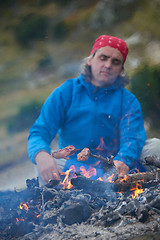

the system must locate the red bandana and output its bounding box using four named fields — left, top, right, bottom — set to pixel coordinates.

left=90, top=35, right=128, bottom=62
